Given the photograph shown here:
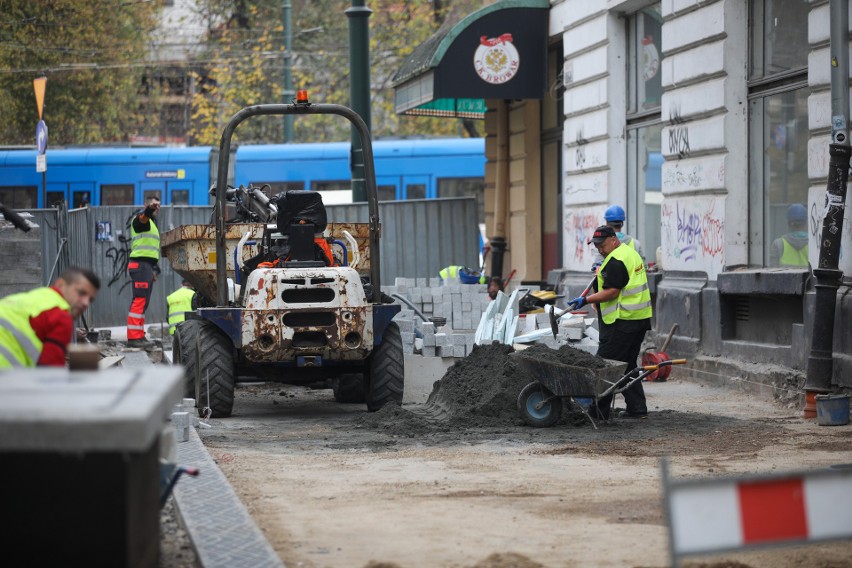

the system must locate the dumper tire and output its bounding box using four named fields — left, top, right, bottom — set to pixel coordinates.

left=366, top=322, right=405, bottom=412
left=173, top=319, right=236, bottom=418
left=517, top=381, right=562, bottom=428
left=333, top=373, right=367, bottom=404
